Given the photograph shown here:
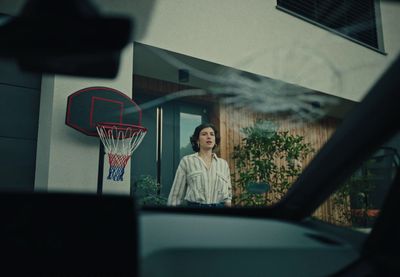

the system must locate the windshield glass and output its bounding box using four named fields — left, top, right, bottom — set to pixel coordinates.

left=316, top=132, right=399, bottom=231
left=132, top=51, right=343, bottom=208
left=0, top=1, right=399, bottom=233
